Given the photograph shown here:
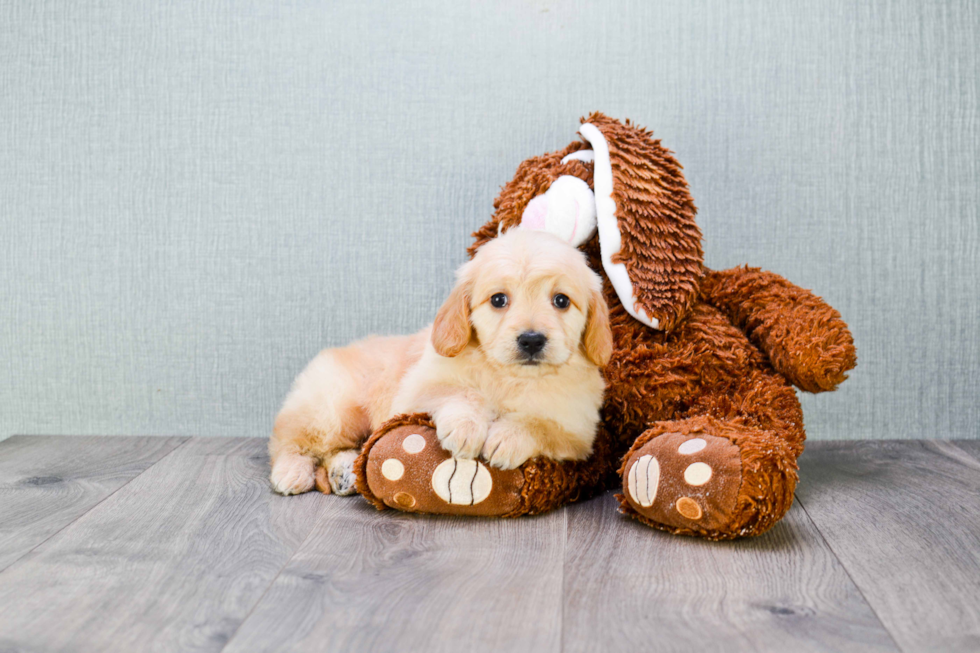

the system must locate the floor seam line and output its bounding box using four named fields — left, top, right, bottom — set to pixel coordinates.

left=0, top=436, right=193, bottom=576
left=946, top=439, right=980, bottom=467
left=219, top=500, right=326, bottom=652
left=795, top=495, right=907, bottom=653
left=559, top=505, right=567, bottom=653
